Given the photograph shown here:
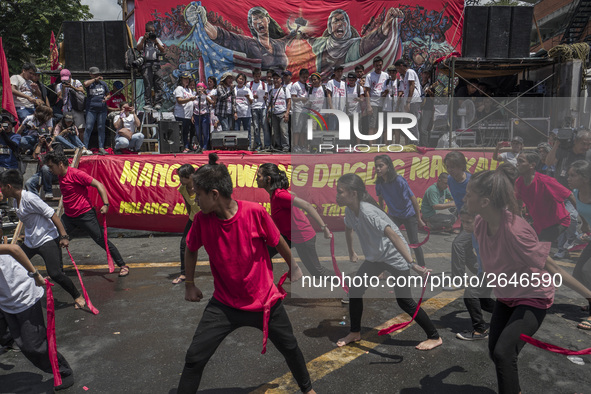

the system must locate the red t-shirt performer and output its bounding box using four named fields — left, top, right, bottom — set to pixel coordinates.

left=44, top=151, right=129, bottom=277
left=178, top=154, right=316, bottom=394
